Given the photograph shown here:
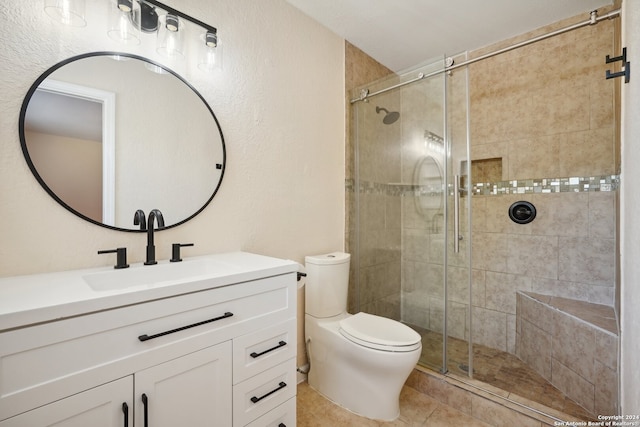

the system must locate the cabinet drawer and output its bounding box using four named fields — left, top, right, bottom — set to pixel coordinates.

left=0, top=274, right=295, bottom=421
left=244, top=397, right=296, bottom=427
left=233, top=319, right=296, bottom=384
left=233, top=358, right=296, bottom=426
